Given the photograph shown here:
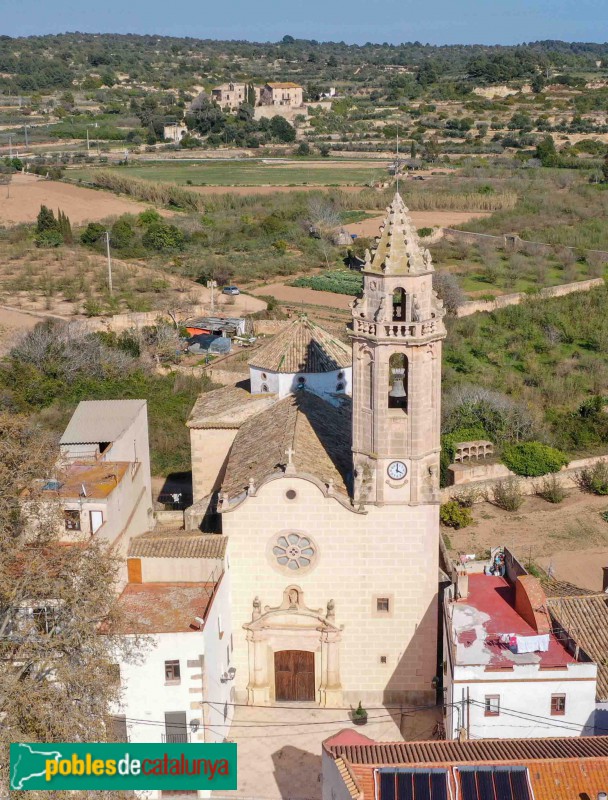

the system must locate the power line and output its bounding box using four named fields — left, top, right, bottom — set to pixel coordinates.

left=467, top=699, right=604, bottom=734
